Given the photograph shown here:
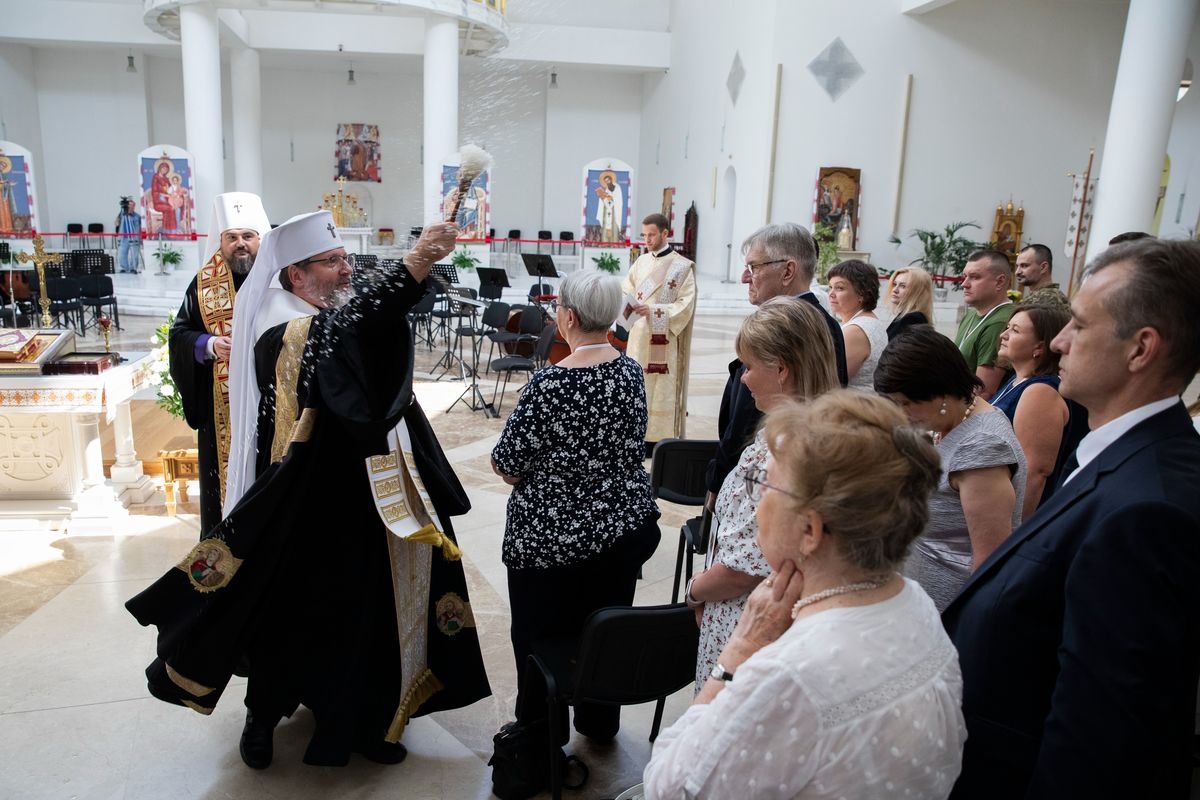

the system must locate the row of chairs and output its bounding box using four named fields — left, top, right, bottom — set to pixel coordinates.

left=12, top=275, right=121, bottom=334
